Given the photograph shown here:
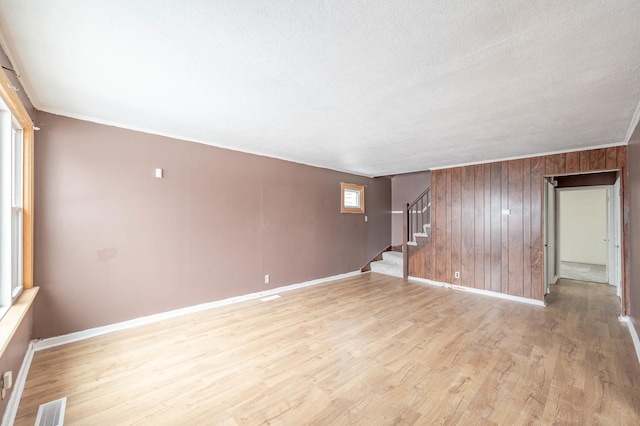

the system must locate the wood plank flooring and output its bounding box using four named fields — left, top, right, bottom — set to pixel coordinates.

left=15, top=274, right=640, bottom=425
